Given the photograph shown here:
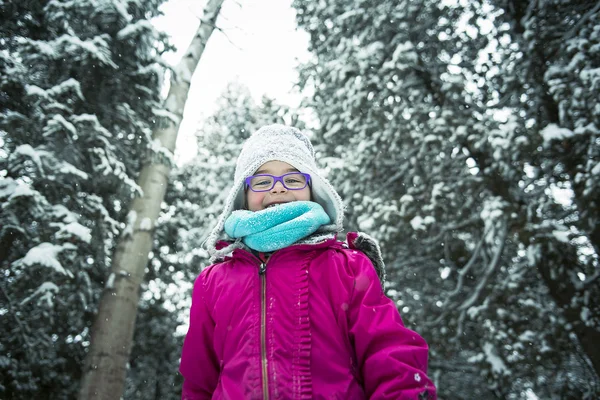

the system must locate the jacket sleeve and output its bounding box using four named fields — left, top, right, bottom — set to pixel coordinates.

left=179, top=271, right=219, bottom=400
left=346, top=253, right=437, bottom=400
